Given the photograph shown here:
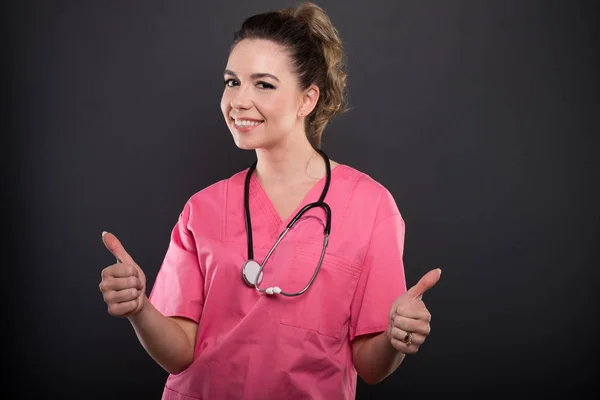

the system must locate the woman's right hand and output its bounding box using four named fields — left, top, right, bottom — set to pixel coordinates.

left=99, top=231, right=147, bottom=317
